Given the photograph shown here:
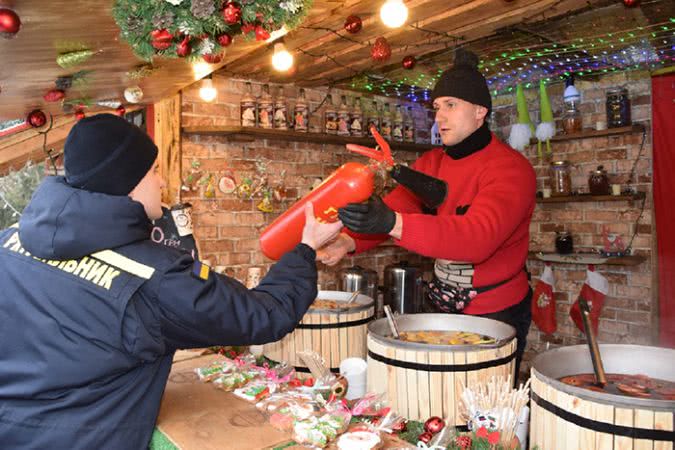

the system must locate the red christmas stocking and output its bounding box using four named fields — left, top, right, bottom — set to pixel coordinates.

left=570, top=265, right=608, bottom=335
left=532, top=263, right=556, bottom=334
